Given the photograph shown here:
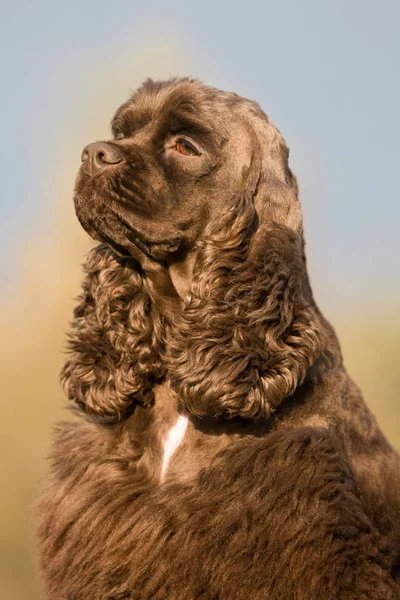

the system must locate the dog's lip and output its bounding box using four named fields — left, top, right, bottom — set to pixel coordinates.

left=98, top=209, right=184, bottom=259
left=125, top=228, right=182, bottom=253
left=74, top=185, right=184, bottom=259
